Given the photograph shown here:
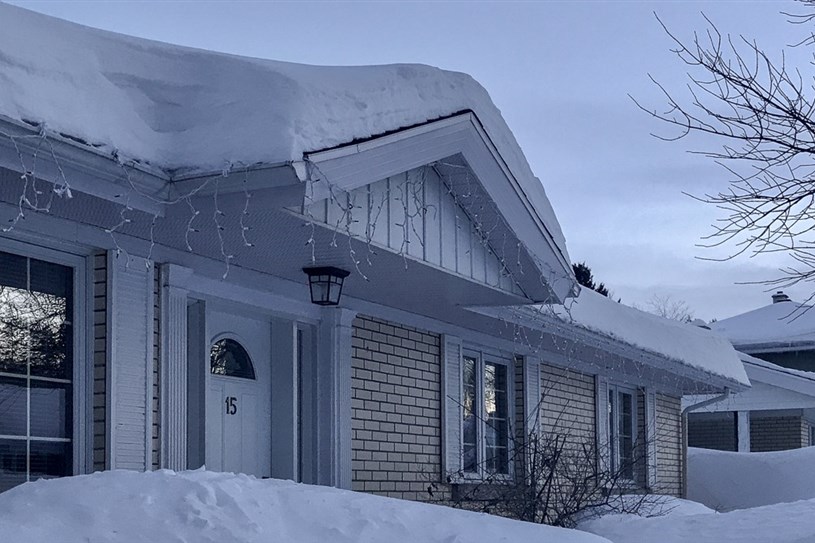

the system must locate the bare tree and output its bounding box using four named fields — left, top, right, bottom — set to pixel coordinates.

left=635, top=3, right=815, bottom=301
left=637, top=294, right=695, bottom=323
